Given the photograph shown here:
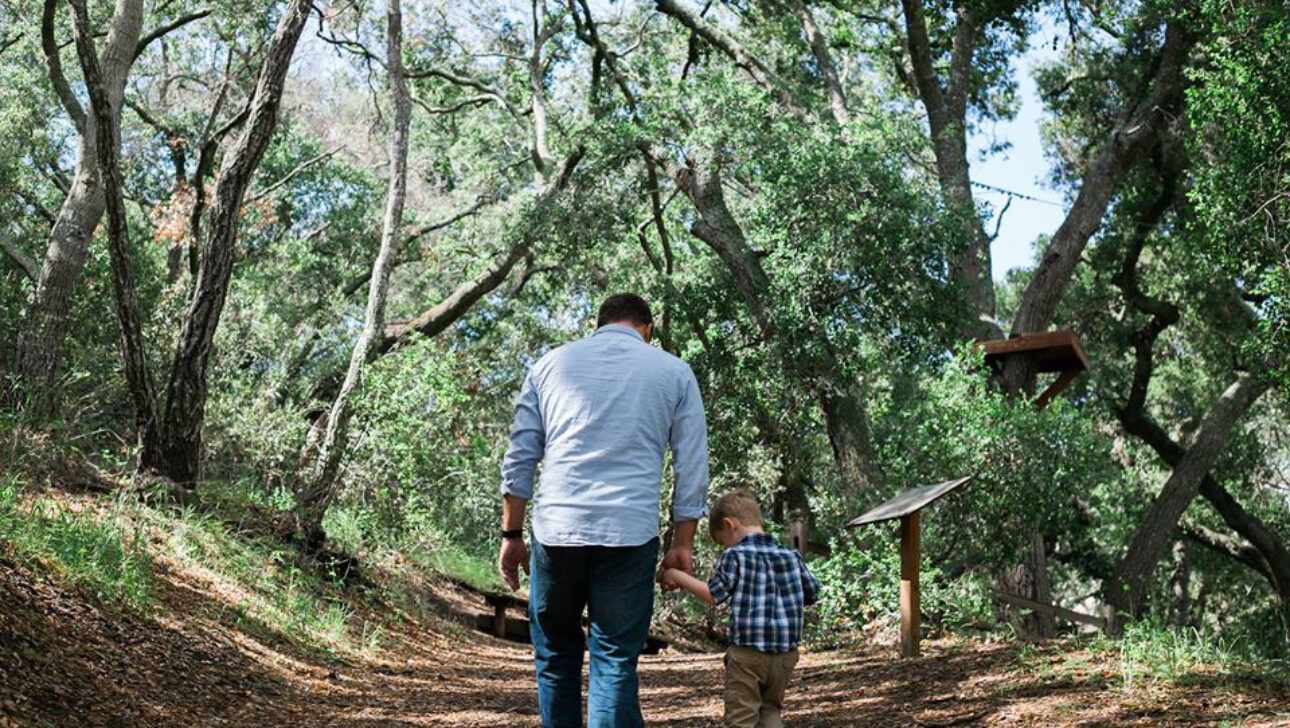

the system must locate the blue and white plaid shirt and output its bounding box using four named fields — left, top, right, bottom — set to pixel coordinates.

left=707, top=532, right=820, bottom=654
